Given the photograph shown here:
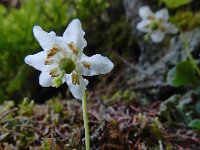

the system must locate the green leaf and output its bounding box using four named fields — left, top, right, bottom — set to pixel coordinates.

left=188, top=119, right=200, bottom=131
left=162, top=0, right=191, bottom=9
left=166, top=60, right=199, bottom=87
left=159, top=93, right=196, bottom=125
